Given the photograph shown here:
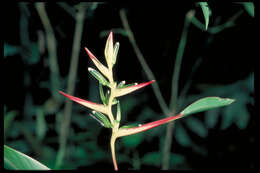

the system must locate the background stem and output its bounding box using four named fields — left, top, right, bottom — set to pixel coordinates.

left=55, top=4, right=86, bottom=169
left=162, top=11, right=193, bottom=170
left=35, top=3, right=60, bottom=99
left=119, top=9, right=171, bottom=116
